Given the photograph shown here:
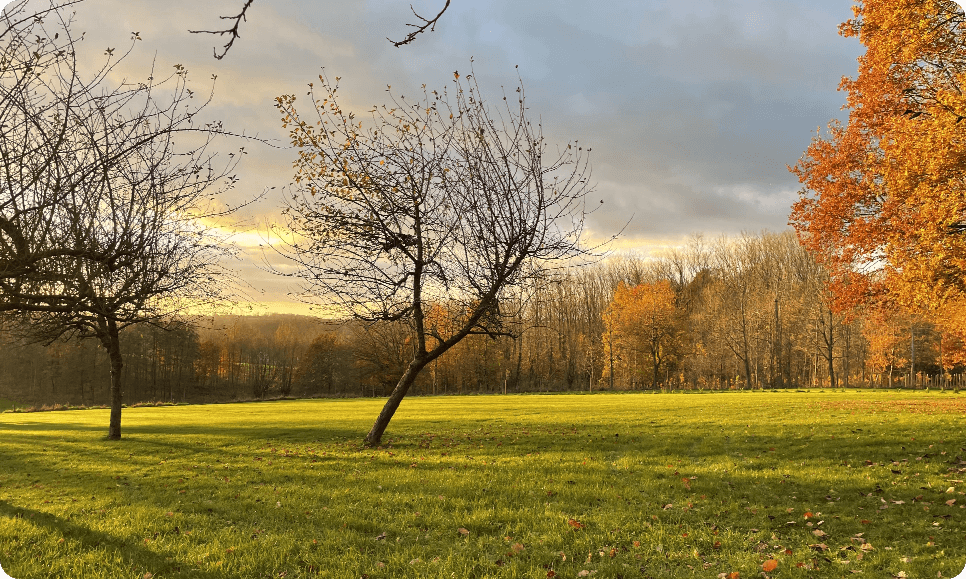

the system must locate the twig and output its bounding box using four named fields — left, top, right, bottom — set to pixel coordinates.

left=188, top=0, right=255, bottom=60
left=388, top=0, right=451, bottom=47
